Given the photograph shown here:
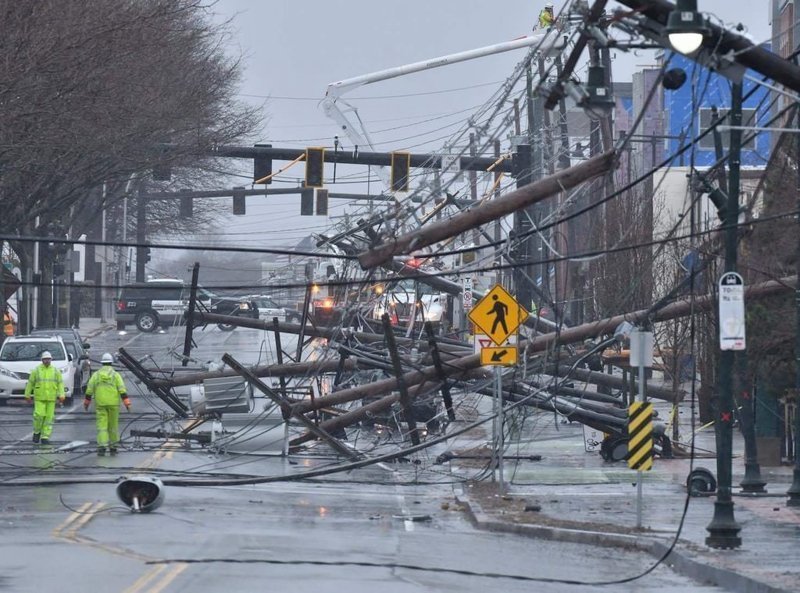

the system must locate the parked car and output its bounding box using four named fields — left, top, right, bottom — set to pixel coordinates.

left=0, top=336, right=77, bottom=404
left=30, top=328, right=91, bottom=395
left=115, top=279, right=258, bottom=332
left=247, top=295, right=303, bottom=323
